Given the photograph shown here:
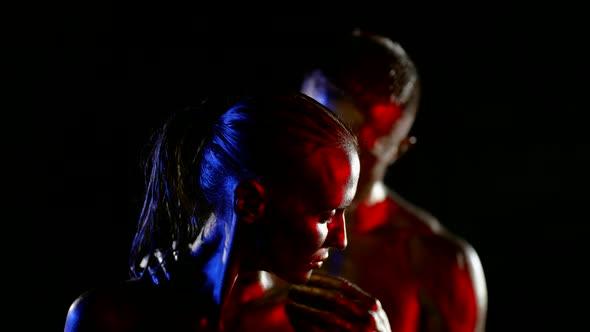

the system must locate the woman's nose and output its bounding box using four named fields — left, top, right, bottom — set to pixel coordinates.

left=325, top=213, right=347, bottom=250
